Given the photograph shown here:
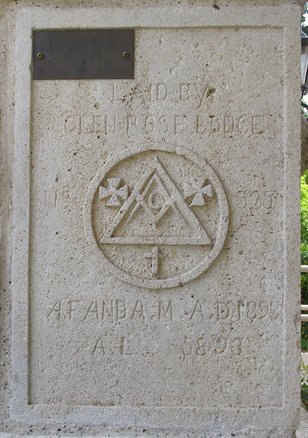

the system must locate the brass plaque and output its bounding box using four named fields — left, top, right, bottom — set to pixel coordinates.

left=32, top=29, right=134, bottom=80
